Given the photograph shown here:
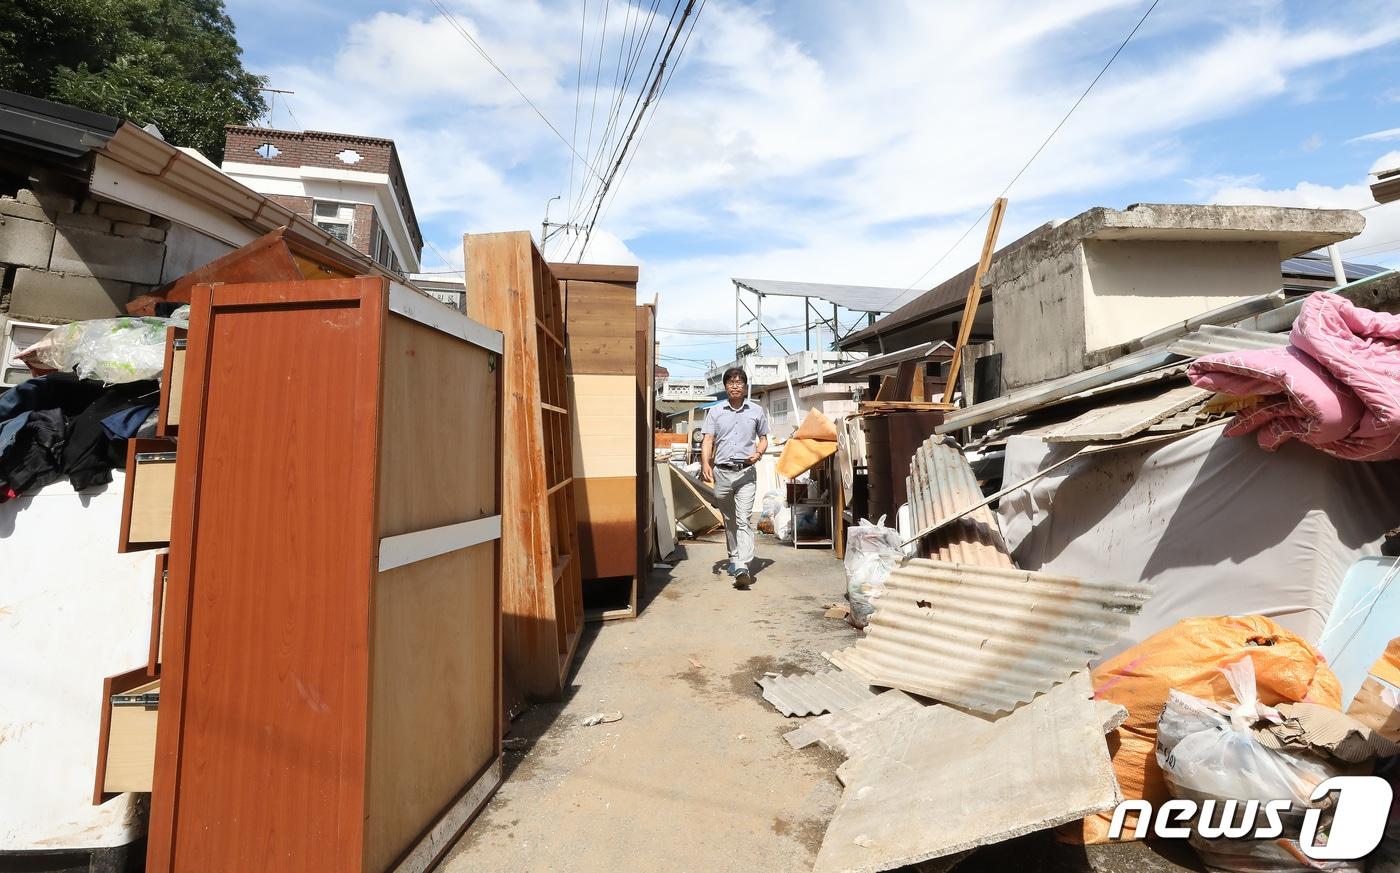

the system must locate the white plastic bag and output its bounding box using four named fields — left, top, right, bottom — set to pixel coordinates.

left=19, top=312, right=186, bottom=384
left=757, top=490, right=784, bottom=535
left=842, top=516, right=904, bottom=629
left=1156, top=657, right=1355, bottom=873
